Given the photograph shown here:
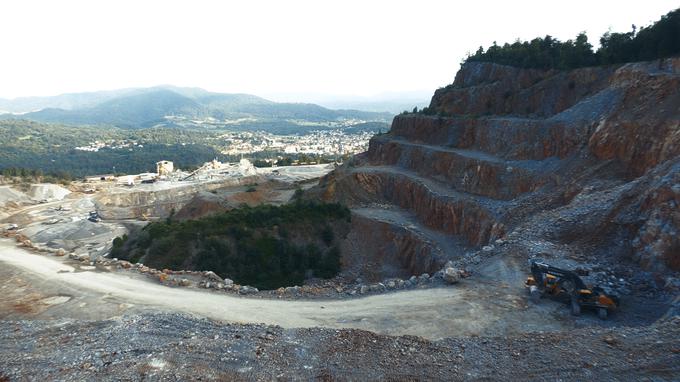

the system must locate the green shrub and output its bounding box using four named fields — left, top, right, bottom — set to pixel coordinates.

left=321, top=225, right=334, bottom=245
left=464, top=9, right=680, bottom=70
left=115, top=201, right=350, bottom=289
